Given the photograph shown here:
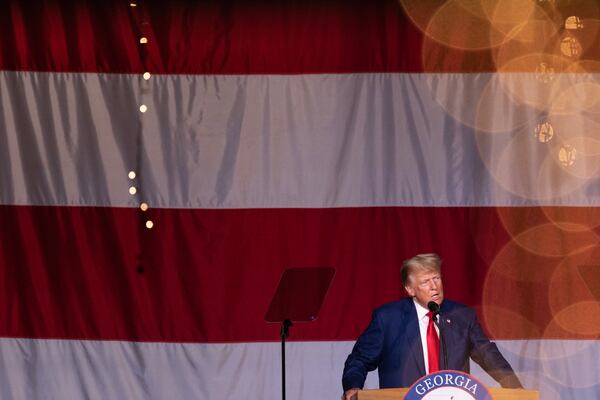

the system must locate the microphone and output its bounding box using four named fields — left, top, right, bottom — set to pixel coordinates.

left=427, top=301, right=447, bottom=370
left=427, top=301, right=440, bottom=315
